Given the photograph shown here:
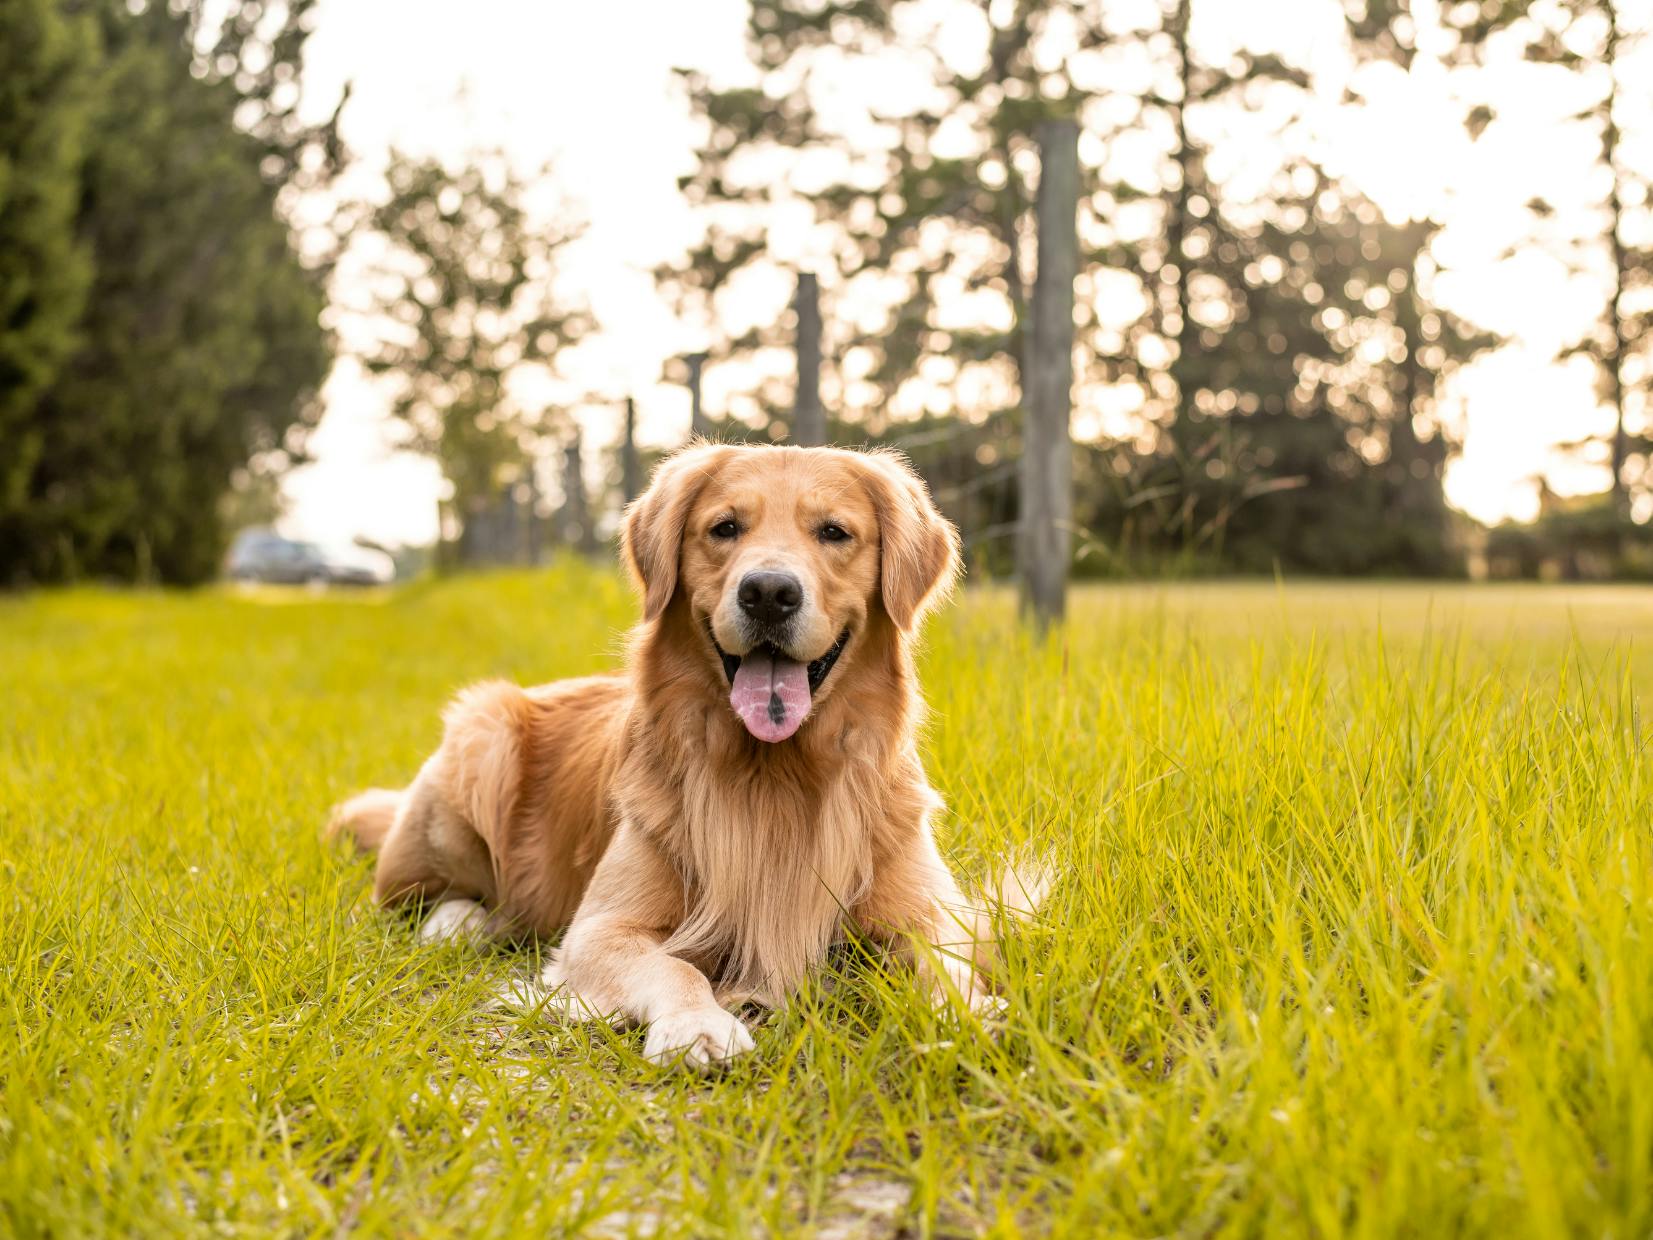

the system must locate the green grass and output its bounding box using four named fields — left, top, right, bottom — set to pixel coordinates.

left=4, top=569, right=1652, bottom=1237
